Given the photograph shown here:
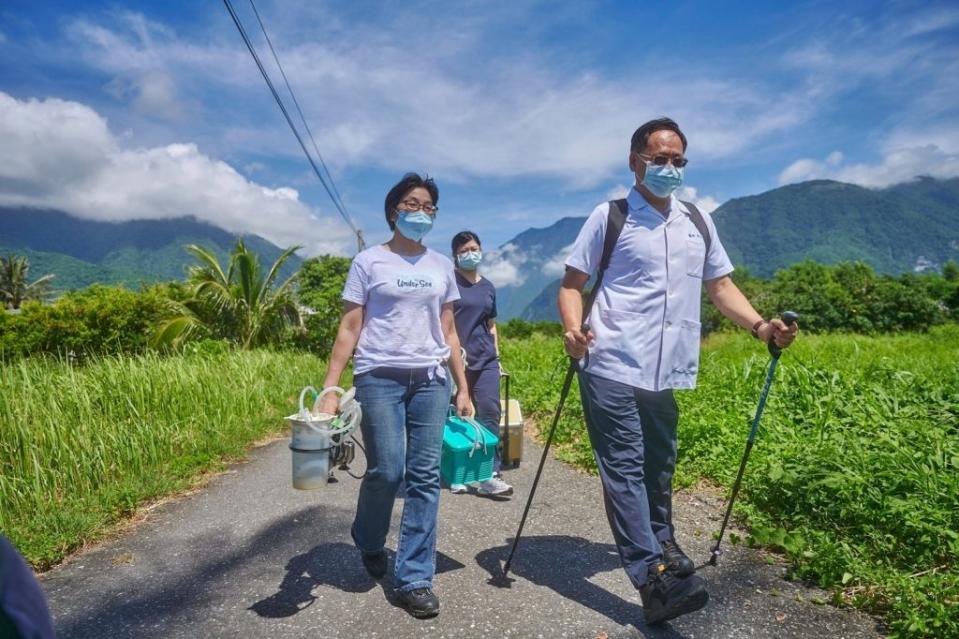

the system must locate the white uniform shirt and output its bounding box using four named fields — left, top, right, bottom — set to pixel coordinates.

left=342, top=244, right=460, bottom=376
left=565, top=188, right=734, bottom=391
